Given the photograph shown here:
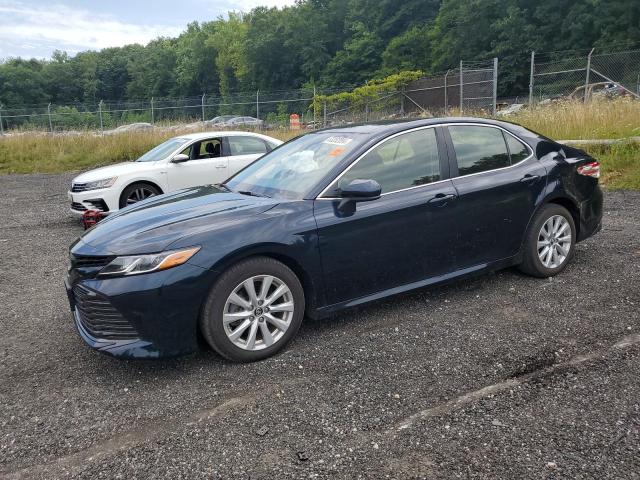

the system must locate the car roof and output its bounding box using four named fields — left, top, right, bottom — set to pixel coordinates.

left=175, top=130, right=272, bottom=141
left=313, top=117, right=527, bottom=136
